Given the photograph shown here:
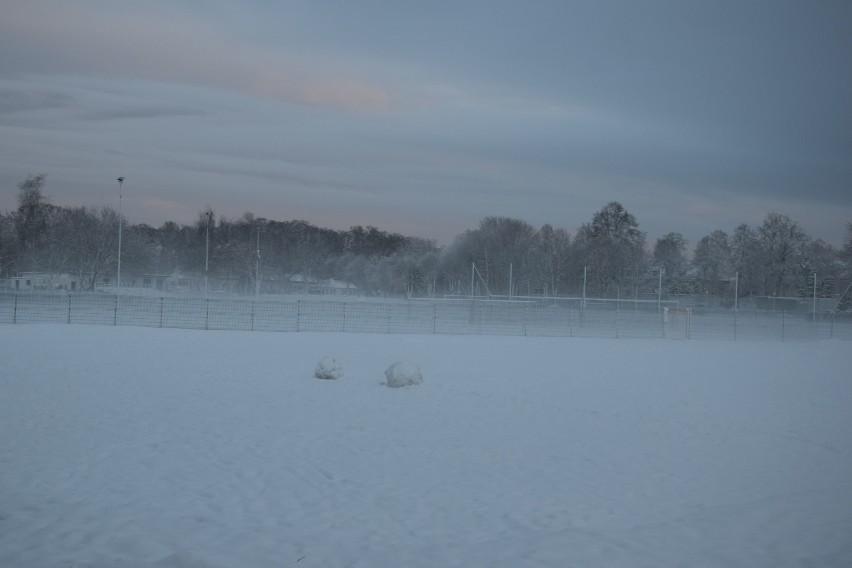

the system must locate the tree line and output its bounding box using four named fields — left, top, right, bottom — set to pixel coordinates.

left=3, top=174, right=851, bottom=304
